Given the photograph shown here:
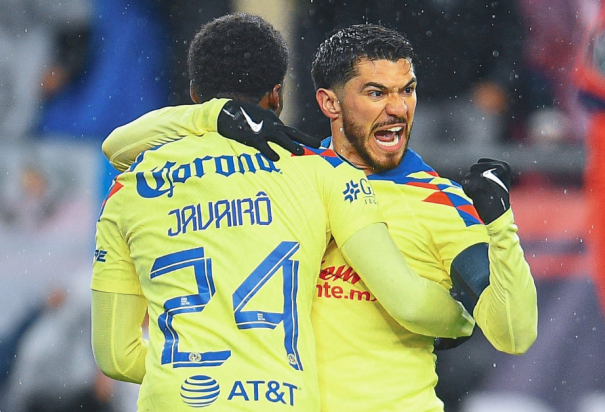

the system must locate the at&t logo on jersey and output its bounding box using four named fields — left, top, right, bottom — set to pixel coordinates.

left=343, top=177, right=376, bottom=204
left=181, top=375, right=220, bottom=407
left=228, top=380, right=298, bottom=406
left=180, top=376, right=298, bottom=408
